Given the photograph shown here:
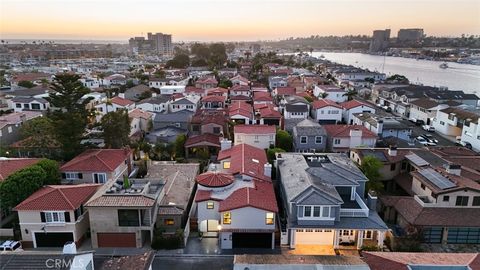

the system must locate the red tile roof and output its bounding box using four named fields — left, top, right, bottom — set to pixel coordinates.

left=323, top=124, right=377, bottom=138
left=229, top=101, right=253, bottom=118
left=196, top=77, right=218, bottom=85
left=0, top=158, right=41, bottom=181
left=128, top=108, right=153, bottom=120
left=234, top=124, right=275, bottom=134
left=14, top=184, right=100, bottom=211
left=196, top=171, right=234, bottom=188
left=312, top=99, right=342, bottom=110
left=253, top=91, right=273, bottom=102
left=86, top=195, right=156, bottom=207
left=276, top=87, right=296, bottom=96
left=12, top=72, right=50, bottom=83
left=184, top=134, right=221, bottom=148
left=218, top=144, right=270, bottom=181
left=207, top=87, right=228, bottom=96
left=185, top=86, right=206, bottom=95
left=363, top=252, right=480, bottom=270
left=219, top=180, right=278, bottom=212
left=60, top=149, right=131, bottom=172
left=201, top=95, right=226, bottom=103
left=111, top=96, right=134, bottom=106
left=230, top=95, right=250, bottom=101
left=341, top=100, right=372, bottom=110
left=254, top=104, right=282, bottom=119
left=230, top=85, right=250, bottom=92
left=195, top=190, right=217, bottom=202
